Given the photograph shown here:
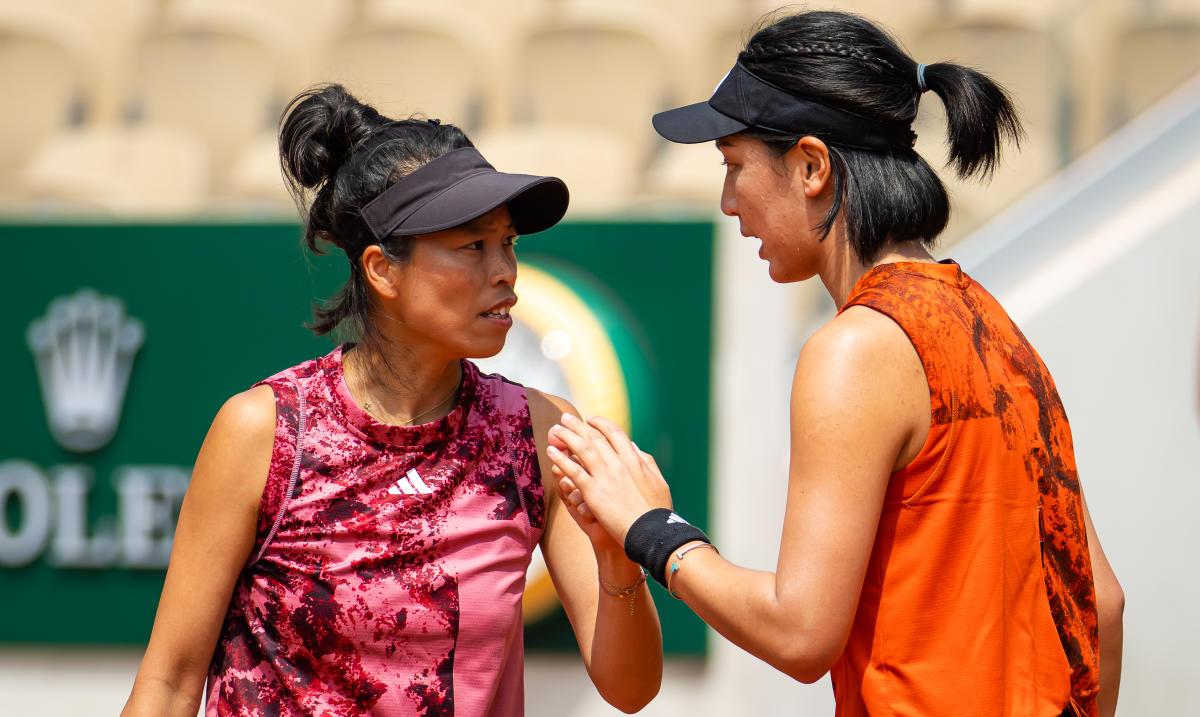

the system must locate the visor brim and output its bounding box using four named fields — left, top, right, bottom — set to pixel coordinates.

left=397, top=172, right=569, bottom=236
left=652, top=101, right=749, bottom=144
